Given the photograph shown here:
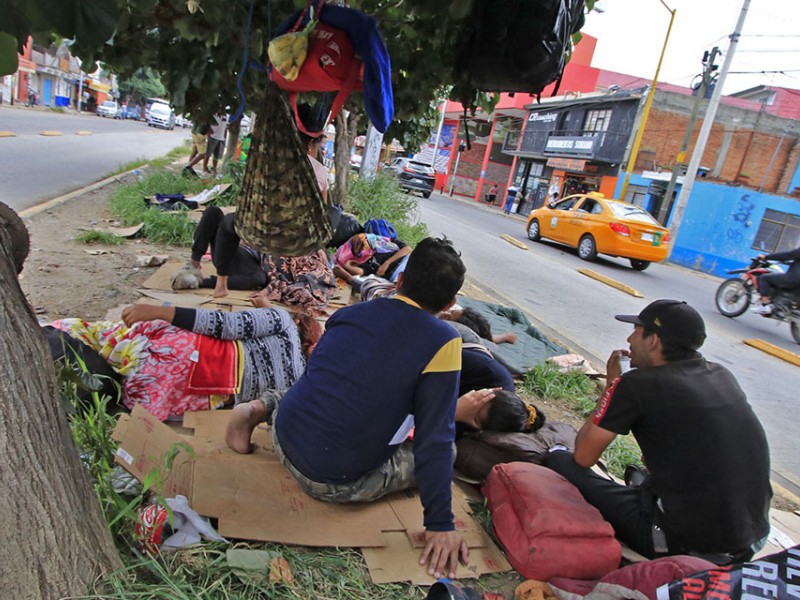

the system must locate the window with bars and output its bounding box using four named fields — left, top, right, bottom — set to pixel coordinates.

left=583, top=109, right=612, bottom=134
left=752, top=209, right=800, bottom=253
